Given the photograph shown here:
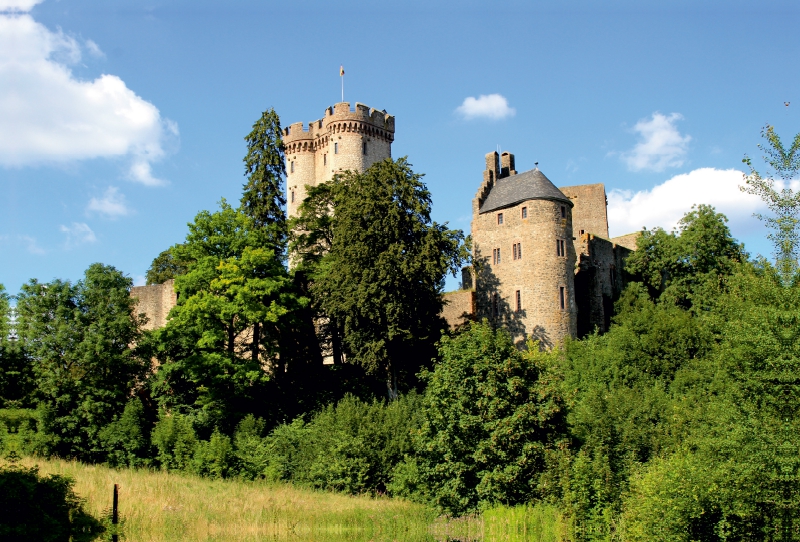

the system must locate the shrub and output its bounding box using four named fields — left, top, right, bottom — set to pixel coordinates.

left=151, top=412, right=197, bottom=471
left=0, top=464, right=103, bottom=541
